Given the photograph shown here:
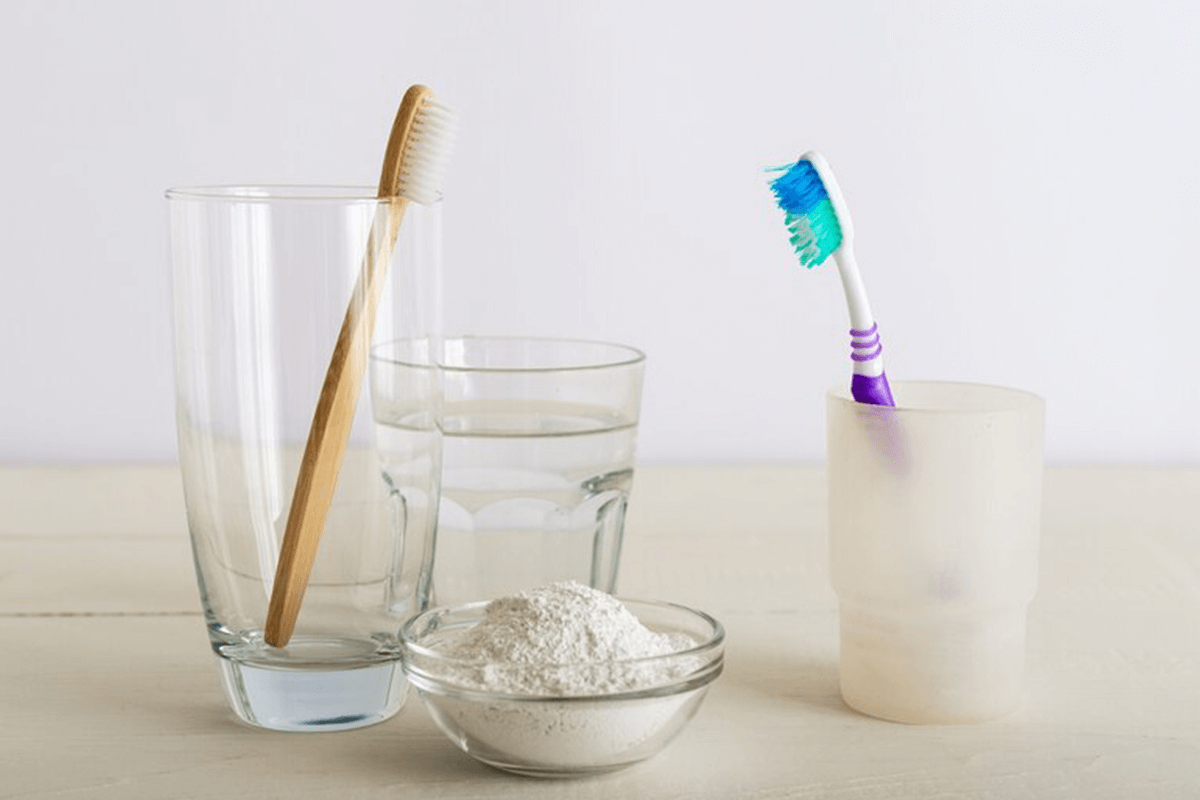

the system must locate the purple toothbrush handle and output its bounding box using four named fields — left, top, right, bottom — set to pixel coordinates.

left=851, top=372, right=894, bottom=406
left=848, top=324, right=895, bottom=406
